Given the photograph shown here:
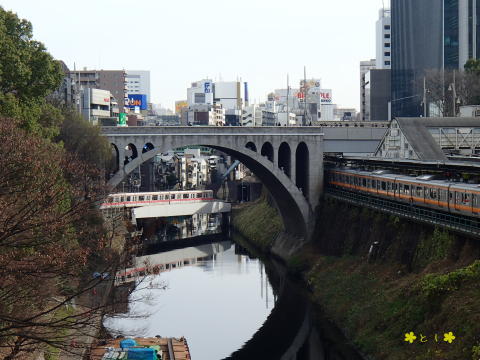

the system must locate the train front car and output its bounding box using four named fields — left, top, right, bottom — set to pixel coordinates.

left=448, top=183, right=480, bottom=217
